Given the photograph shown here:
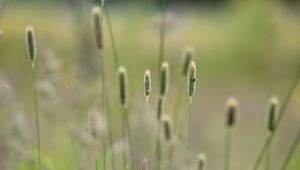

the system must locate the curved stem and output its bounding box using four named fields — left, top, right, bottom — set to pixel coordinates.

left=252, top=65, right=300, bottom=170
left=280, top=130, right=300, bottom=170
left=32, top=66, right=41, bottom=170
